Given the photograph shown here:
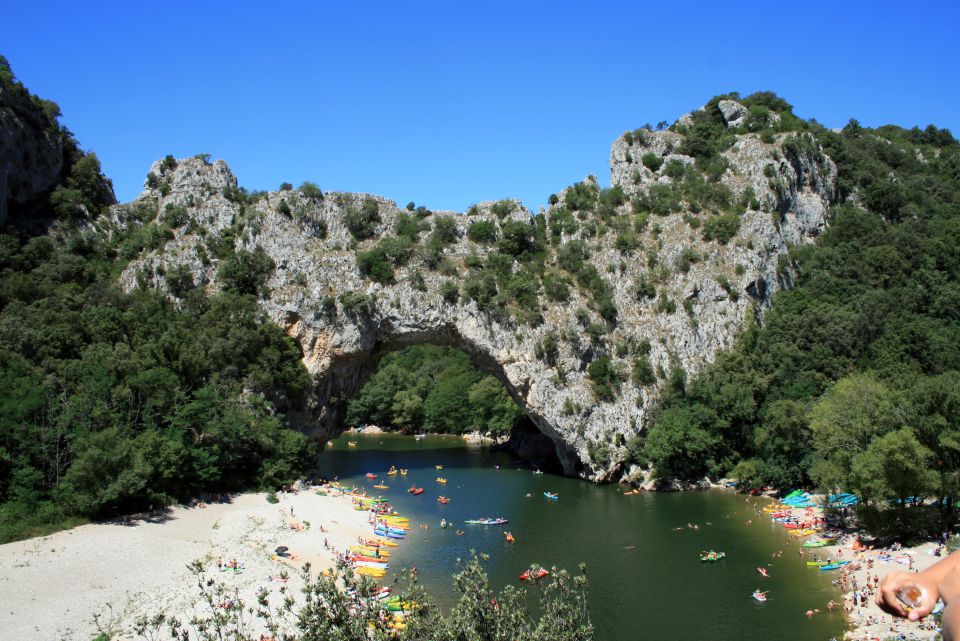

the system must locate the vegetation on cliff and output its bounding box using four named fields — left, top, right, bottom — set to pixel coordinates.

left=635, top=110, right=960, bottom=536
